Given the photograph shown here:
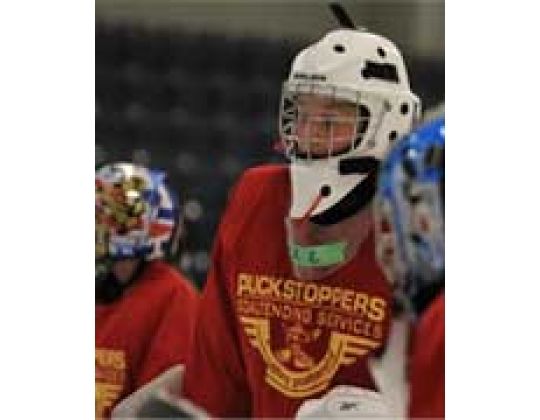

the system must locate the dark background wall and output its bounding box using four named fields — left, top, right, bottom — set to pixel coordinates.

left=95, top=1, right=444, bottom=288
